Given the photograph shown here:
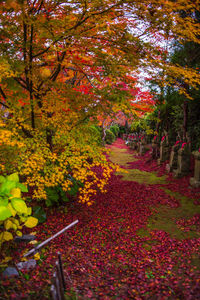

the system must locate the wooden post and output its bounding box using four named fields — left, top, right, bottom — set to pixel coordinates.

left=57, top=252, right=66, bottom=290
left=56, top=261, right=65, bottom=300
left=50, top=285, right=57, bottom=300
left=53, top=272, right=62, bottom=300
